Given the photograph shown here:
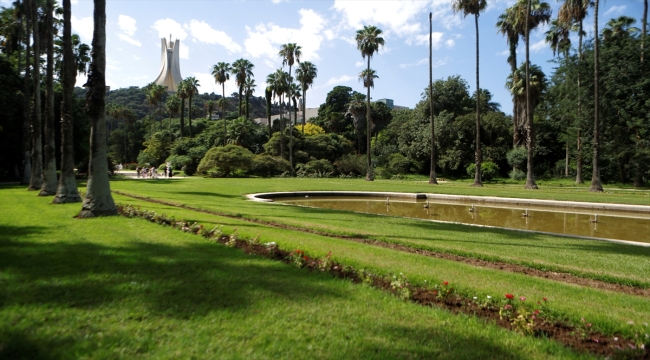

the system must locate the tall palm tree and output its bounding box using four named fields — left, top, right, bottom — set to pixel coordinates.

left=643, top=0, right=647, bottom=63
left=355, top=25, right=384, bottom=181
left=177, top=80, right=188, bottom=137
left=497, top=6, right=523, bottom=147
left=558, top=0, right=591, bottom=184
left=231, top=58, right=254, bottom=118
left=506, top=63, right=547, bottom=131
left=545, top=18, right=573, bottom=177
left=184, top=76, right=199, bottom=137
left=295, top=61, right=317, bottom=134
left=428, top=12, right=438, bottom=185
left=28, top=0, right=42, bottom=191
left=346, top=92, right=366, bottom=155
left=279, top=43, right=302, bottom=140
left=40, top=0, right=57, bottom=195
left=78, top=0, right=117, bottom=217
left=53, top=0, right=81, bottom=204
left=205, top=99, right=215, bottom=120
left=287, top=81, right=301, bottom=176
left=21, top=0, right=31, bottom=185
left=589, top=0, right=603, bottom=192
left=244, top=75, right=256, bottom=120
left=267, top=70, right=289, bottom=158
left=265, top=86, right=273, bottom=137
left=453, top=0, right=487, bottom=187
left=165, top=94, right=181, bottom=134
left=211, top=62, right=231, bottom=142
